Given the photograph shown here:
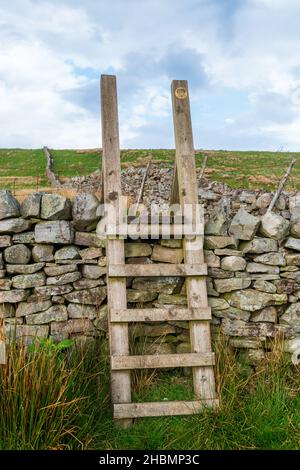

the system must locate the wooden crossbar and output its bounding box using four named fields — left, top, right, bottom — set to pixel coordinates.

left=111, top=352, right=215, bottom=370
left=110, top=307, right=212, bottom=322
left=108, top=263, right=207, bottom=277
left=114, top=399, right=219, bottom=419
